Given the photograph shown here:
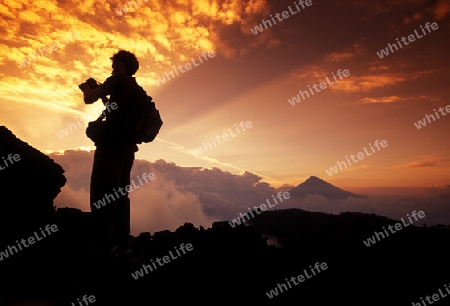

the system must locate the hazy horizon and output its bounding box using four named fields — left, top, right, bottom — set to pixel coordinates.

left=47, top=150, right=450, bottom=235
